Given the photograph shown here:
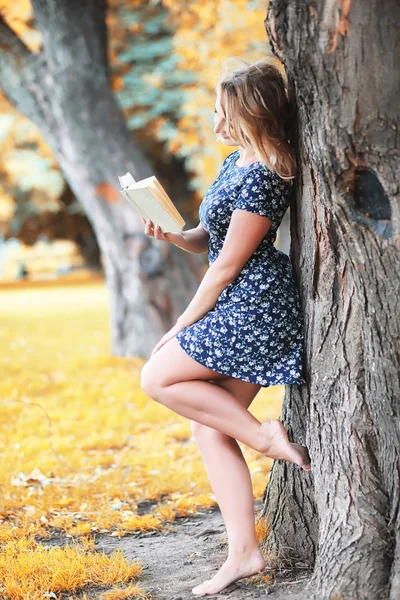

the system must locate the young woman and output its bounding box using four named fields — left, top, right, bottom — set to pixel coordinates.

left=140, top=56, right=311, bottom=596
